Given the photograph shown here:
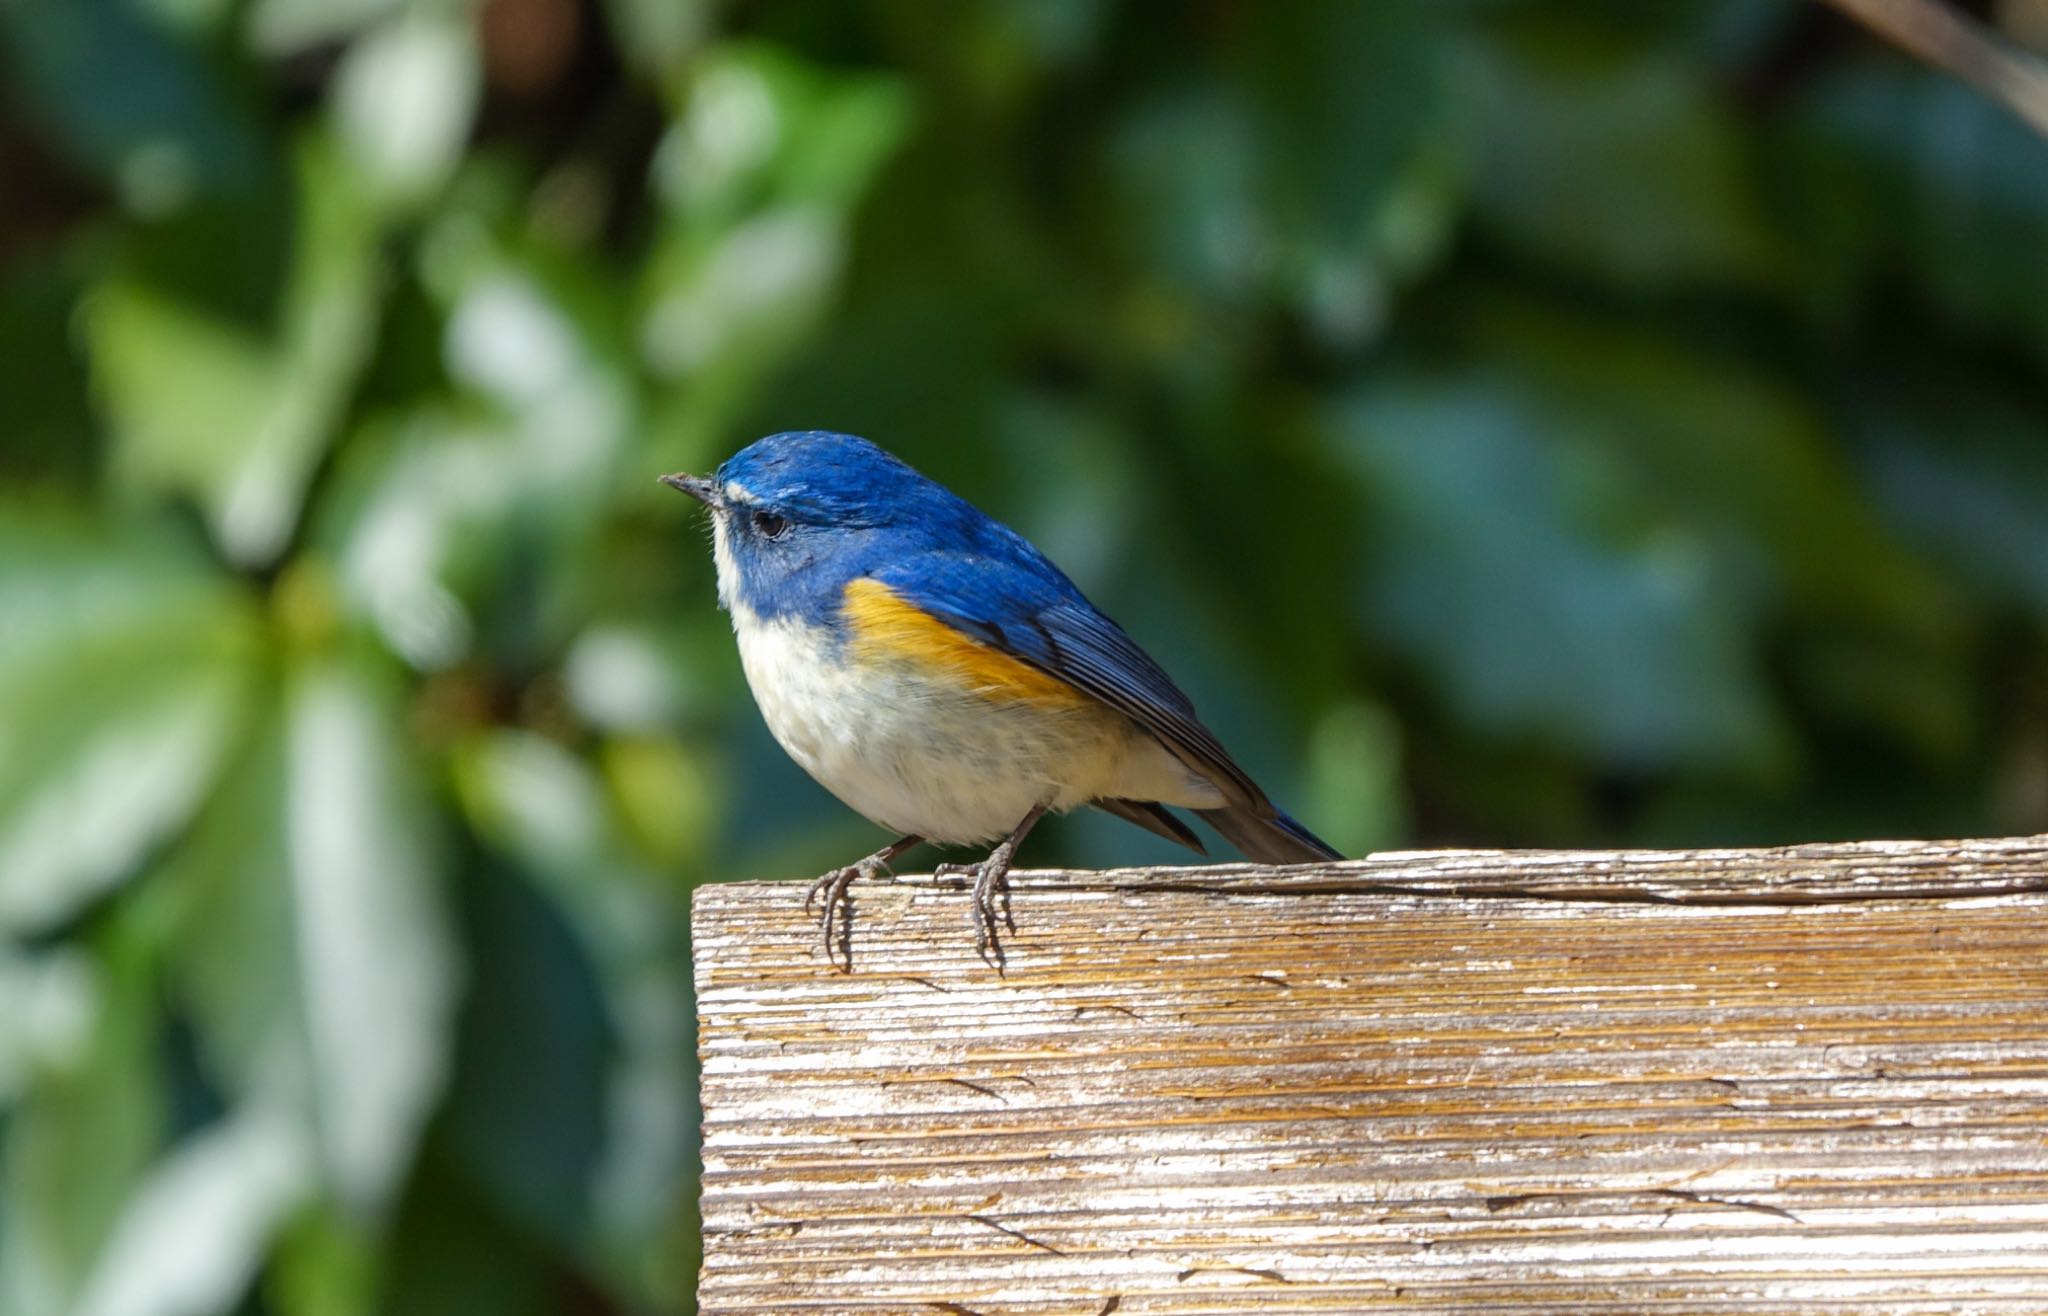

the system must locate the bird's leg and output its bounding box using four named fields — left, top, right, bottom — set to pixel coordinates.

left=935, top=800, right=1051, bottom=969
left=805, top=834, right=922, bottom=971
